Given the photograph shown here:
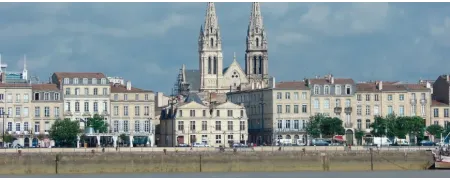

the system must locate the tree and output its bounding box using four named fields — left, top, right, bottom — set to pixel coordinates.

left=3, top=134, right=14, bottom=144
left=306, top=114, right=324, bottom=138
left=355, top=130, right=365, bottom=145
left=370, top=115, right=388, bottom=137
left=407, top=116, right=426, bottom=144
left=86, top=114, right=108, bottom=133
left=391, top=116, right=409, bottom=139
left=306, top=114, right=344, bottom=138
left=119, top=133, right=127, bottom=147
left=426, top=124, right=444, bottom=139
left=49, top=118, right=81, bottom=147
